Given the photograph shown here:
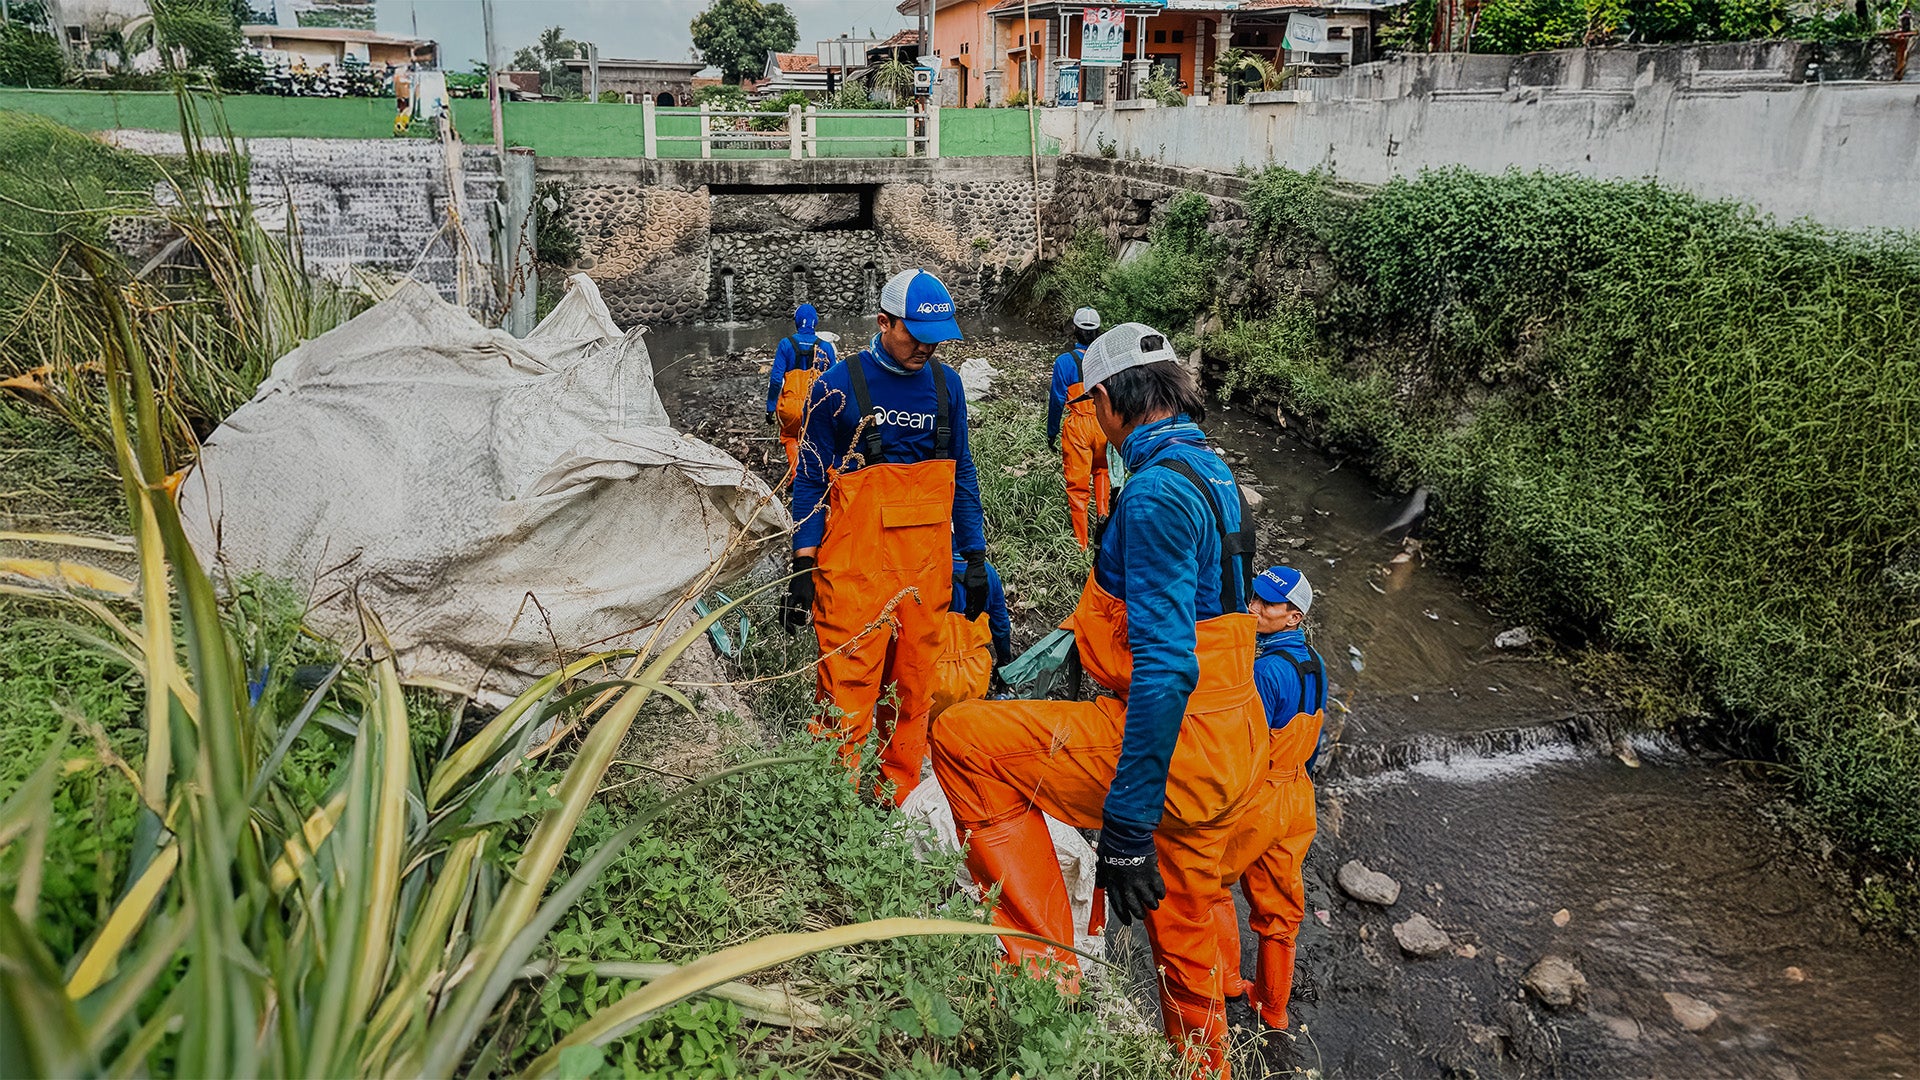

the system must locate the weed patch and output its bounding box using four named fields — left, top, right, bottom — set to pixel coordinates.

left=1213, top=167, right=1920, bottom=857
